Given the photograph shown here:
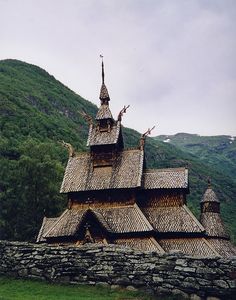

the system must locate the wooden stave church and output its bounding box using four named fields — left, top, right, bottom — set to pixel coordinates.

left=37, top=62, right=236, bottom=258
